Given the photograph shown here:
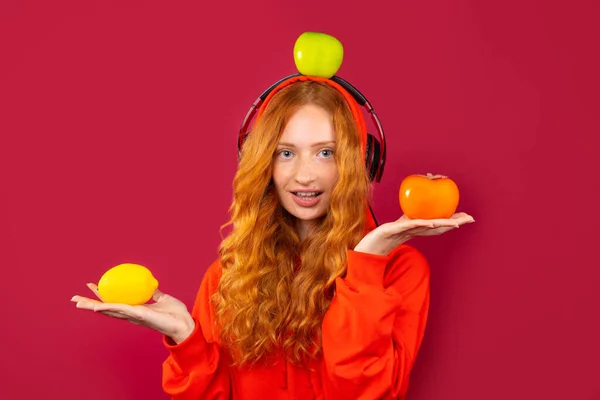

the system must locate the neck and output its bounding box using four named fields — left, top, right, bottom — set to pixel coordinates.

left=296, top=220, right=315, bottom=242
